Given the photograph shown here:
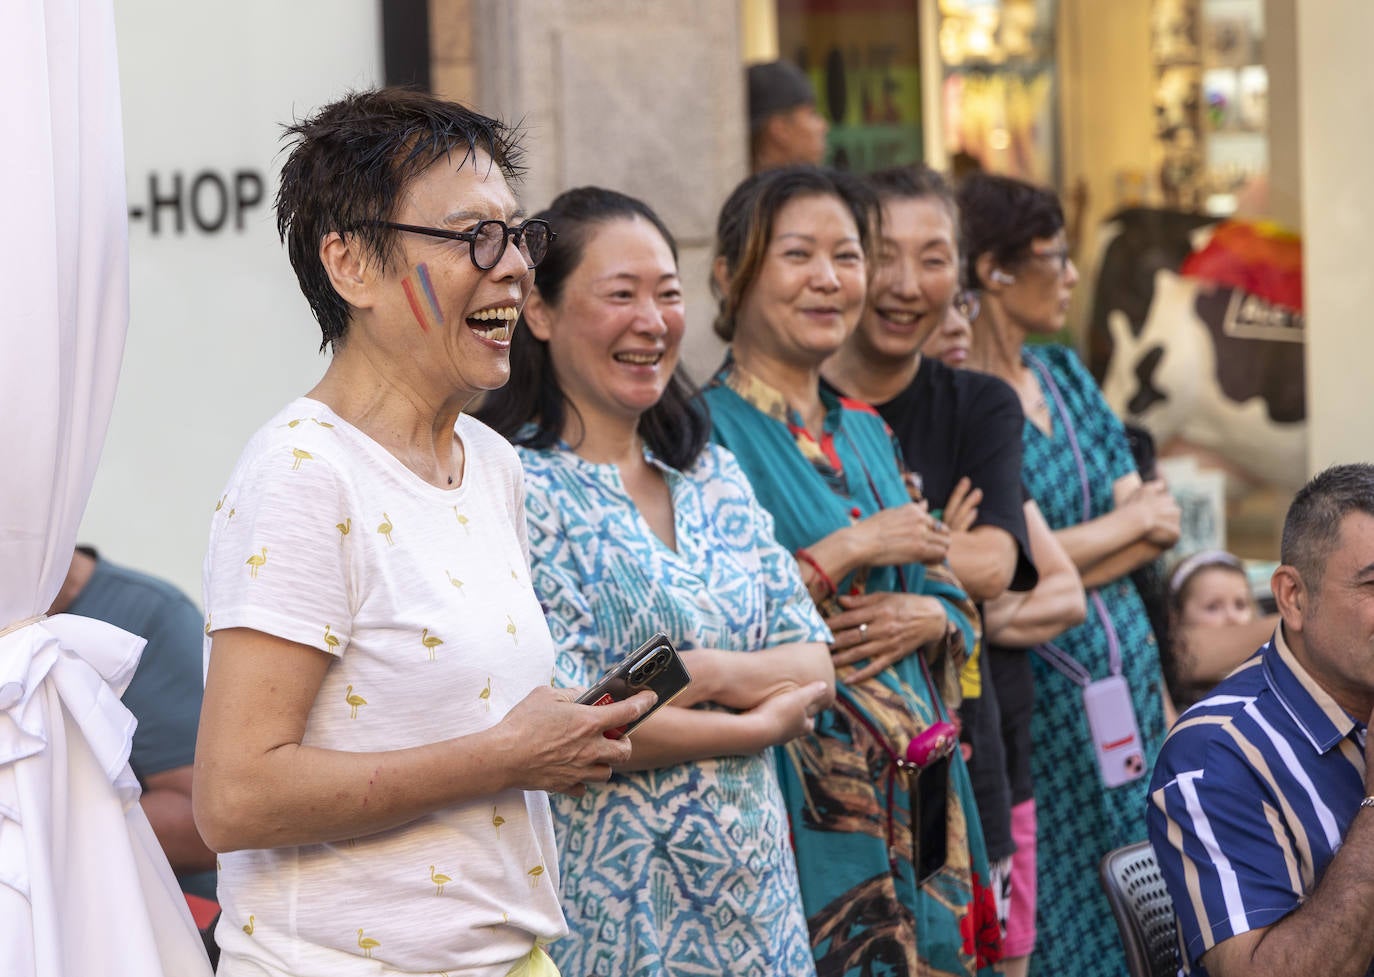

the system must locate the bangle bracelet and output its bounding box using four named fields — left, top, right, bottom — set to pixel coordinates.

left=795, top=547, right=837, bottom=597
left=1361, top=796, right=1374, bottom=809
